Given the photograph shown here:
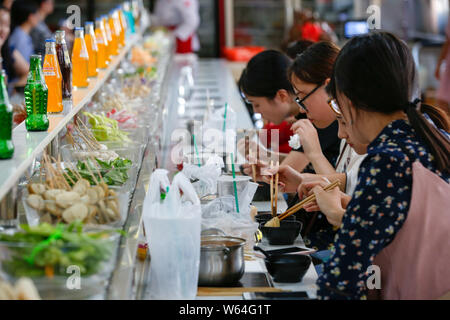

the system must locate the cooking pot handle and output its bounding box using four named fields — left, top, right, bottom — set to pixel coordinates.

left=222, top=246, right=231, bottom=258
